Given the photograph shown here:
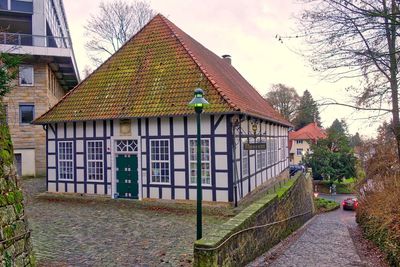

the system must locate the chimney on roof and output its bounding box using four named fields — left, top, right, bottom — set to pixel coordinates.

left=222, top=54, right=231, bottom=65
